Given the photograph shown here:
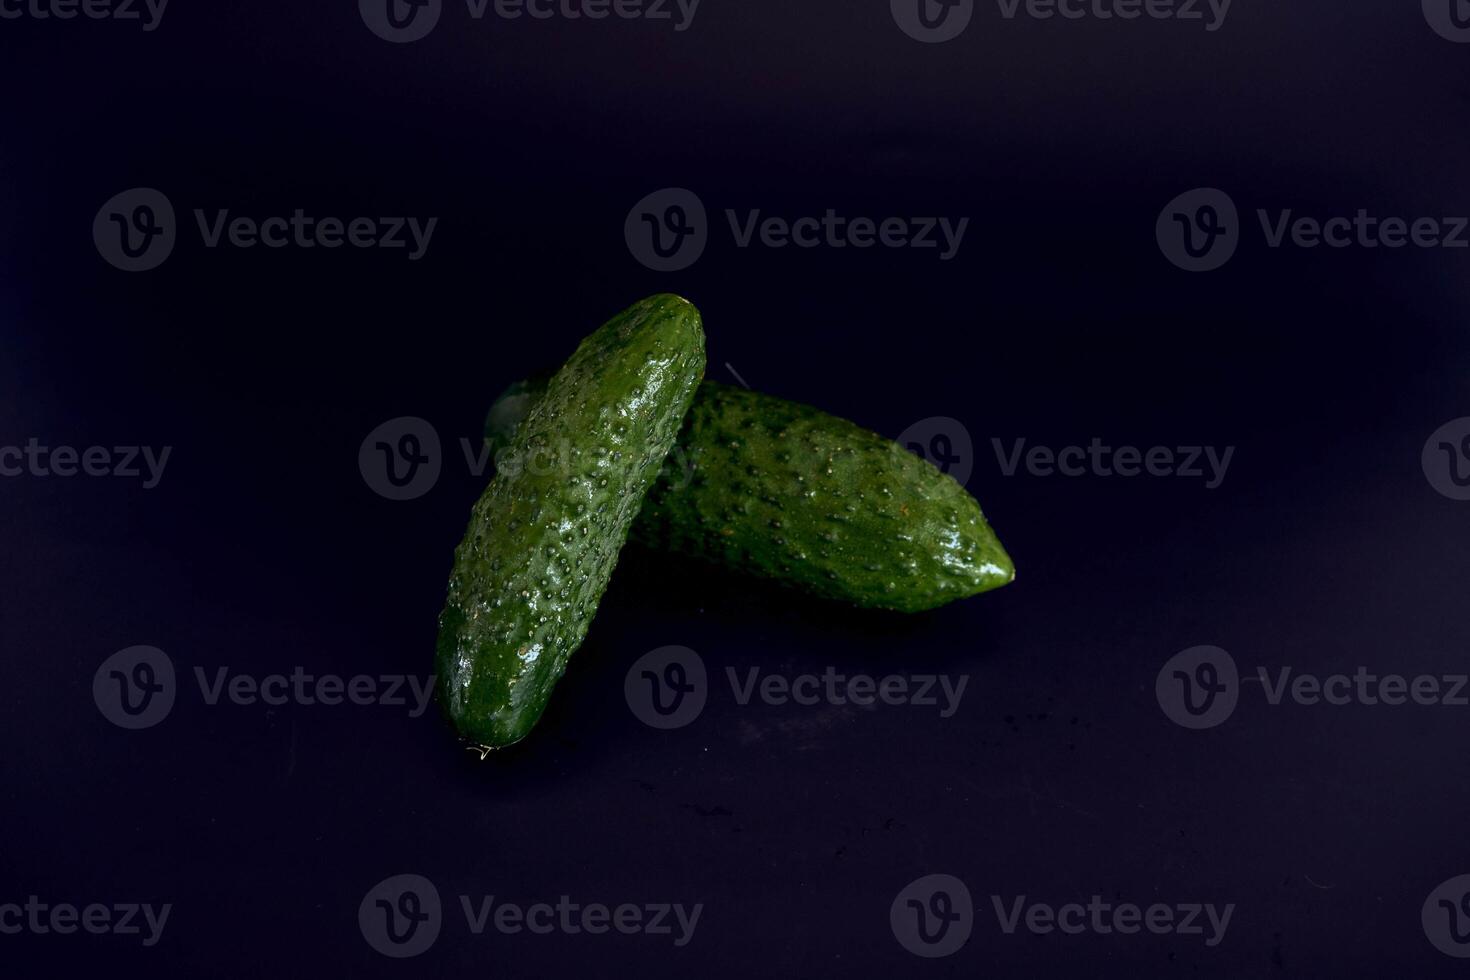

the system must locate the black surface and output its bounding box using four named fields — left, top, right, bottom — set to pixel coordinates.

left=4, top=0, right=1470, bottom=975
